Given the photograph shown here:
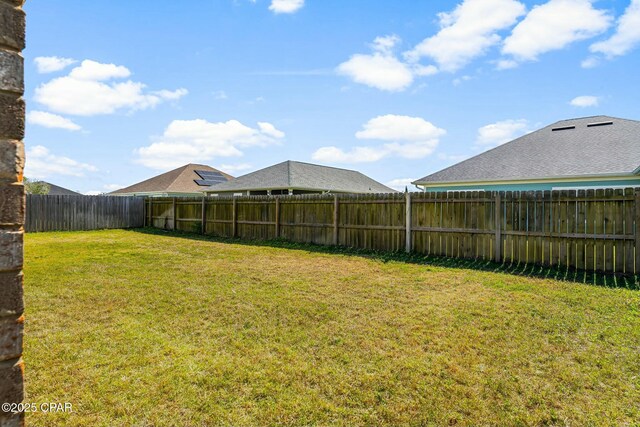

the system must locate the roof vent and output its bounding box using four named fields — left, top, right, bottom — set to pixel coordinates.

left=551, top=125, right=575, bottom=131
left=587, top=121, right=613, bottom=127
